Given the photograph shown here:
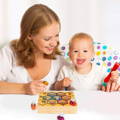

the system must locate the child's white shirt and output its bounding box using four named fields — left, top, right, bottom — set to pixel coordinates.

left=57, top=63, right=108, bottom=90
